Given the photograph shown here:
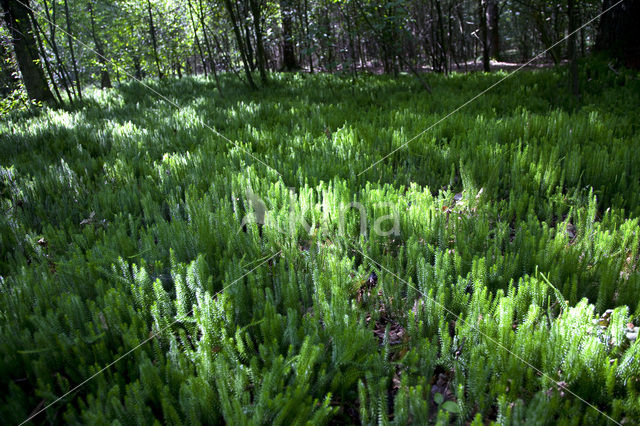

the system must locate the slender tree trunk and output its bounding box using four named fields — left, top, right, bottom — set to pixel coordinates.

left=479, top=0, right=490, bottom=71
left=132, top=54, right=143, bottom=79
left=435, top=0, right=447, bottom=74
left=580, top=8, right=586, bottom=58
left=353, top=0, right=431, bottom=92
left=42, top=0, right=74, bottom=100
left=568, top=0, right=579, bottom=97
left=448, top=2, right=457, bottom=70
left=243, top=17, right=255, bottom=71
left=348, top=12, right=358, bottom=79
left=279, top=0, right=299, bottom=70
left=212, top=31, right=244, bottom=82
left=250, top=0, right=268, bottom=84
left=532, top=13, right=560, bottom=64
left=63, top=0, right=82, bottom=100
left=88, top=1, right=112, bottom=88
left=427, top=0, right=437, bottom=72
left=487, top=0, right=500, bottom=60
left=146, top=0, right=163, bottom=78
left=28, top=9, right=63, bottom=103
left=224, top=0, right=257, bottom=88
left=322, top=3, right=333, bottom=71
left=303, top=0, right=313, bottom=72
left=187, top=0, right=208, bottom=77
left=198, top=0, right=222, bottom=92
left=1, top=0, right=54, bottom=102
left=455, top=3, right=468, bottom=72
